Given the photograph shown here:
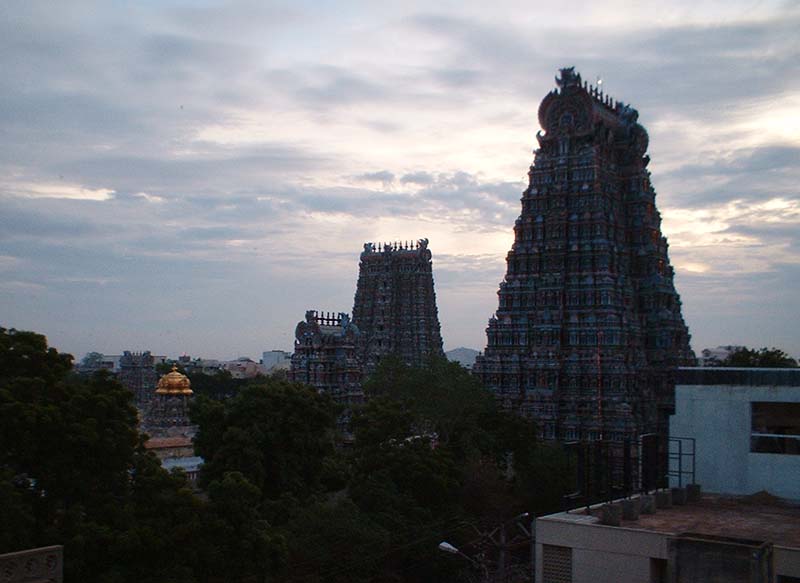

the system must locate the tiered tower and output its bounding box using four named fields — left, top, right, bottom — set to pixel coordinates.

left=352, top=239, right=444, bottom=372
left=474, top=68, right=694, bottom=444
left=141, top=365, right=196, bottom=438
left=118, top=350, right=158, bottom=406
left=289, top=310, right=364, bottom=408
